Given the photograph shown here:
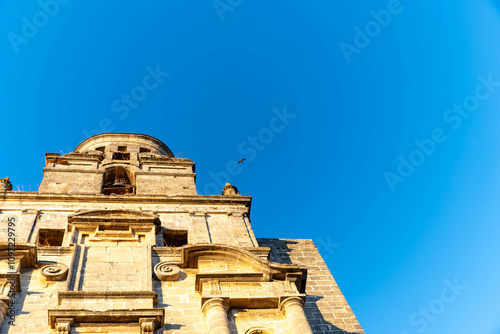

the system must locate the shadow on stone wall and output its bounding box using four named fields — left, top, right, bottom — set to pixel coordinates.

left=258, top=238, right=298, bottom=264
left=306, top=296, right=363, bottom=334
left=154, top=279, right=185, bottom=333
left=257, top=238, right=364, bottom=334
left=0, top=269, right=45, bottom=333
